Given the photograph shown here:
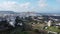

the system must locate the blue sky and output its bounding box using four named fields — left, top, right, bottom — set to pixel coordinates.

left=0, top=0, right=60, bottom=13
